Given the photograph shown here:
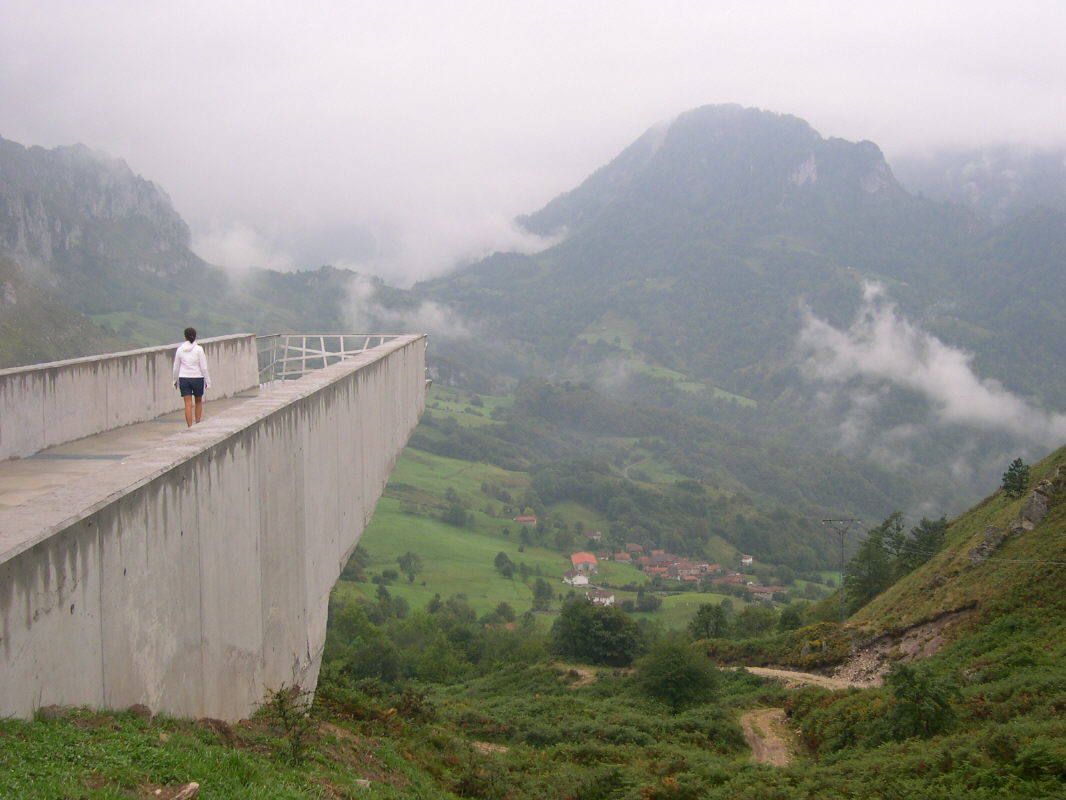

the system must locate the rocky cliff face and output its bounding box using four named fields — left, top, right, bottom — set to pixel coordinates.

left=0, top=137, right=200, bottom=284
